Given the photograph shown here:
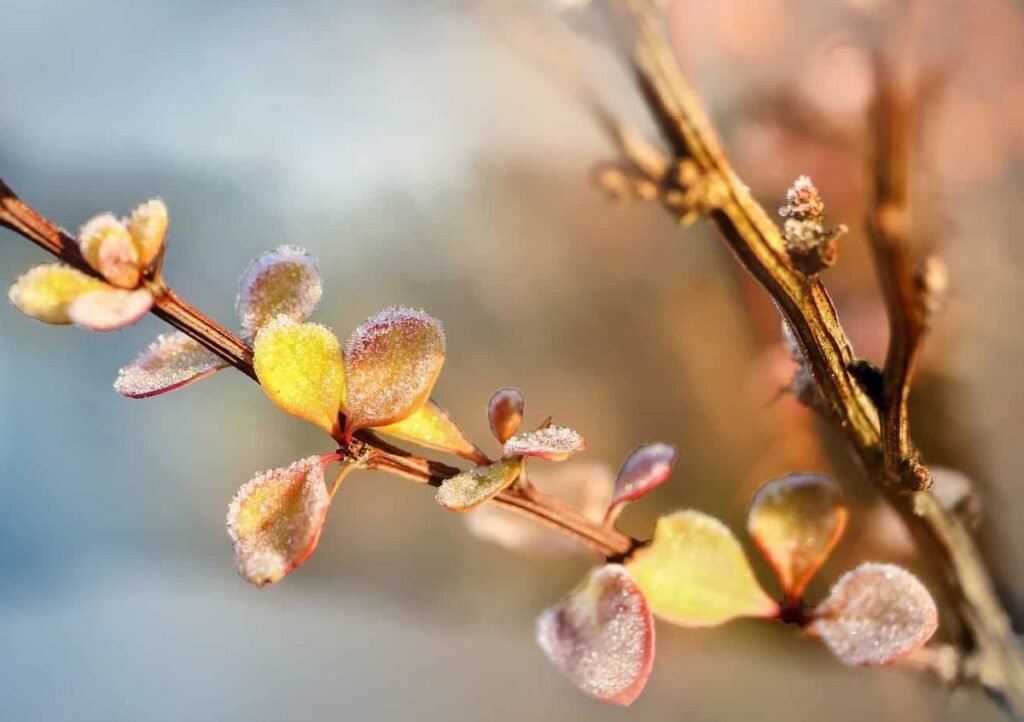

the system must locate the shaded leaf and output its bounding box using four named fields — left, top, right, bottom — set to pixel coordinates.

left=747, top=473, right=847, bottom=601
left=67, top=288, right=152, bottom=332
left=253, top=316, right=345, bottom=435
left=537, top=564, right=655, bottom=707
left=114, top=331, right=228, bottom=398
left=435, top=458, right=523, bottom=512
left=126, top=198, right=168, bottom=266
left=343, top=306, right=446, bottom=433
left=811, top=563, right=938, bottom=666
left=610, top=442, right=678, bottom=509
left=8, top=263, right=109, bottom=324
left=626, top=509, right=779, bottom=627
left=487, top=387, right=524, bottom=443
left=78, top=213, right=139, bottom=287
left=502, top=425, right=585, bottom=462
left=226, top=455, right=334, bottom=588
left=236, top=245, right=322, bottom=339
left=377, top=399, right=487, bottom=464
